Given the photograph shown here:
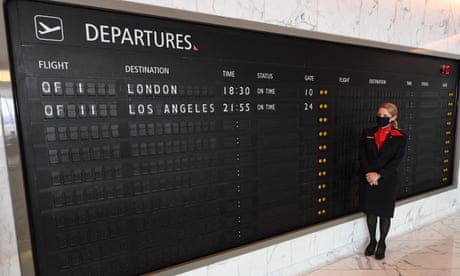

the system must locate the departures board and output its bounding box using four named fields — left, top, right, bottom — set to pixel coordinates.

left=5, top=0, right=458, bottom=275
